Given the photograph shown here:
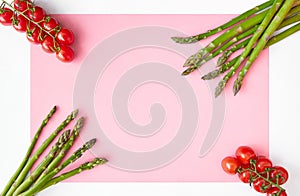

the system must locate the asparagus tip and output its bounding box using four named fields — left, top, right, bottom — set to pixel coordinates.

left=75, top=117, right=84, bottom=129
left=85, top=138, right=97, bottom=149
left=183, top=54, right=199, bottom=67
left=95, top=158, right=108, bottom=165
left=215, top=80, right=226, bottom=97
left=233, top=78, right=242, bottom=96
left=58, top=129, right=71, bottom=147
left=171, top=36, right=198, bottom=44
left=217, top=57, right=227, bottom=67
left=202, top=69, right=220, bottom=80
left=80, top=158, right=108, bottom=170
left=71, top=109, right=79, bottom=119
